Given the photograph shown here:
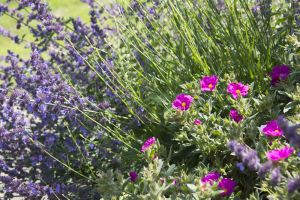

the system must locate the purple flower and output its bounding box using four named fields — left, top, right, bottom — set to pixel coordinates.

left=270, top=168, right=281, bottom=186
left=229, top=109, right=243, bottom=123
left=236, top=163, right=245, bottom=171
left=200, top=75, right=218, bottom=92
left=270, top=65, right=291, bottom=86
left=287, top=177, right=300, bottom=193
left=258, top=161, right=273, bottom=178
left=262, top=120, right=283, bottom=137
left=194, top=119, right=202, bottom=125
left=201, top=171, right=221, bottom=185
left=172, top=94, right=193, bottom=111
left=218, top=178, right=237, bottom=197
left=228, top=140, right=261, bottom=171
left=277, top=117, right=300, bottom=148
left=227, top=82, right=249, bottom=100
left=266, top=146, right=294, bottom=162
left=141, top=137, right=156, bottom=152
left=129, top=171, right=138, bottom=182
left=172, top=179, right=177, bottom=185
